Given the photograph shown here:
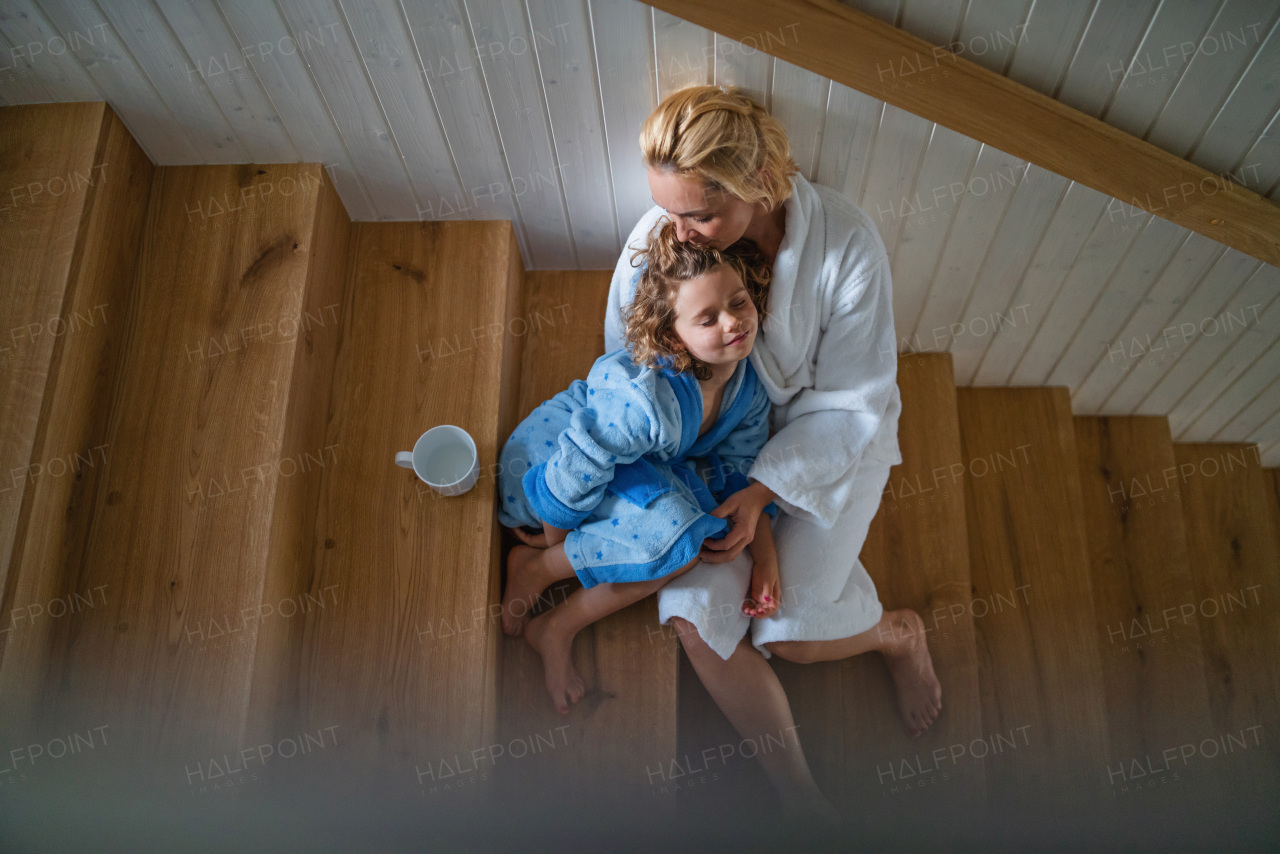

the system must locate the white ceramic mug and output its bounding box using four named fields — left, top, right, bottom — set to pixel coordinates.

left=396, top=425, right=479, bottom=497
